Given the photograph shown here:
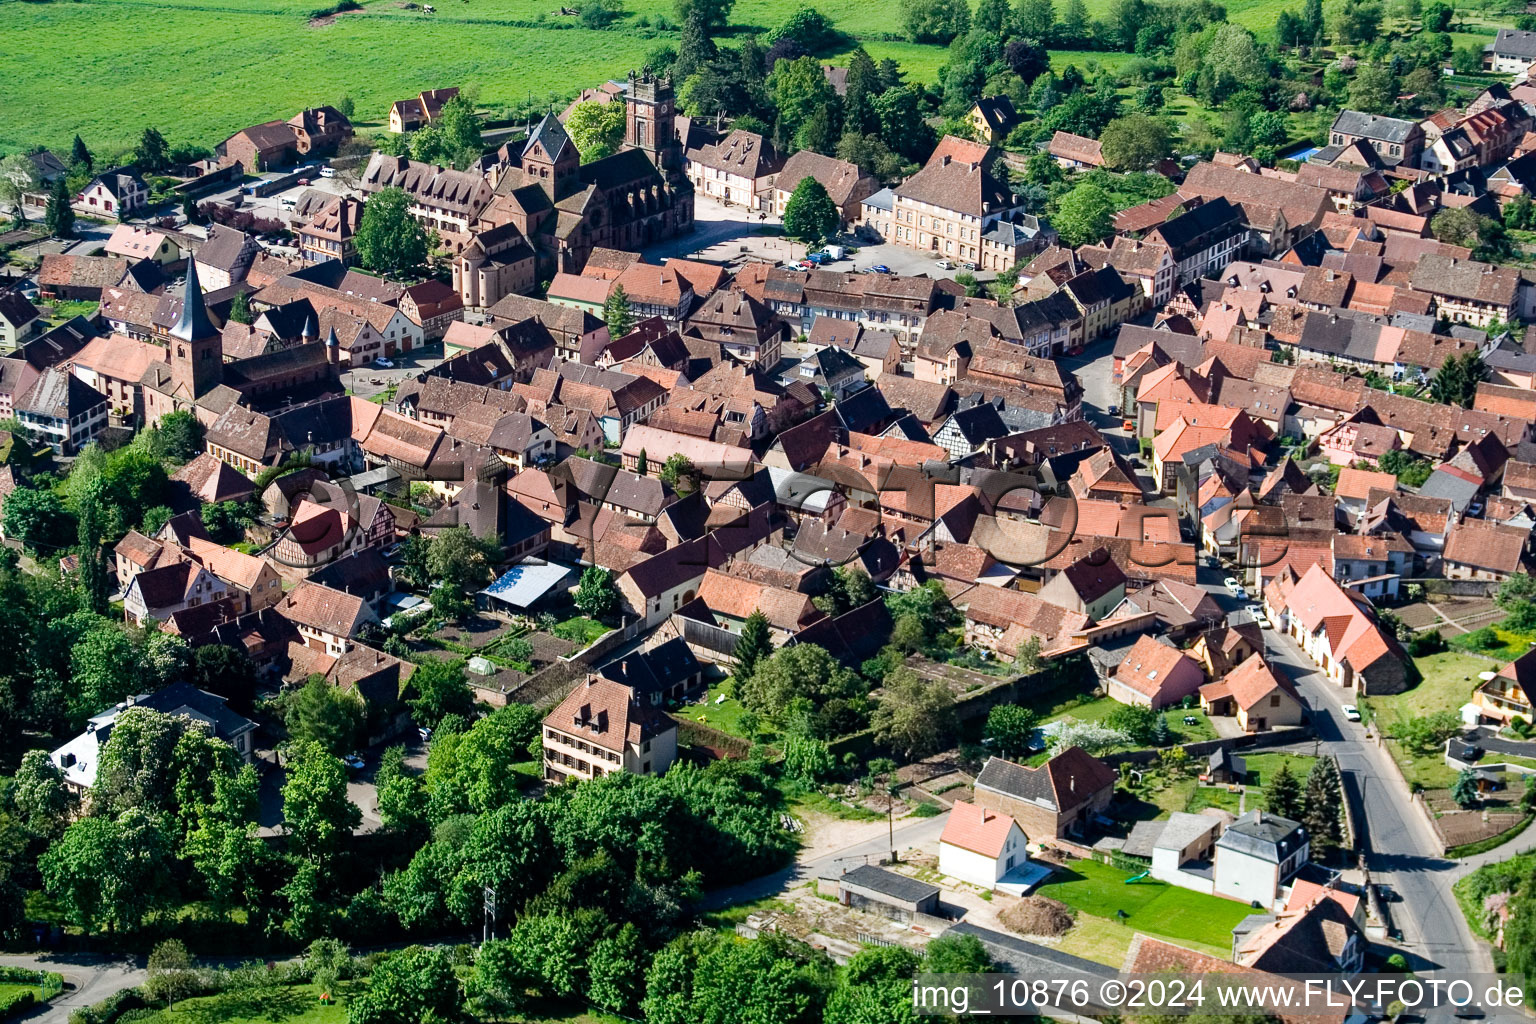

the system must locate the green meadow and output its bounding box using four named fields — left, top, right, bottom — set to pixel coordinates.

left=0, top=0, right=1513, bottom=155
